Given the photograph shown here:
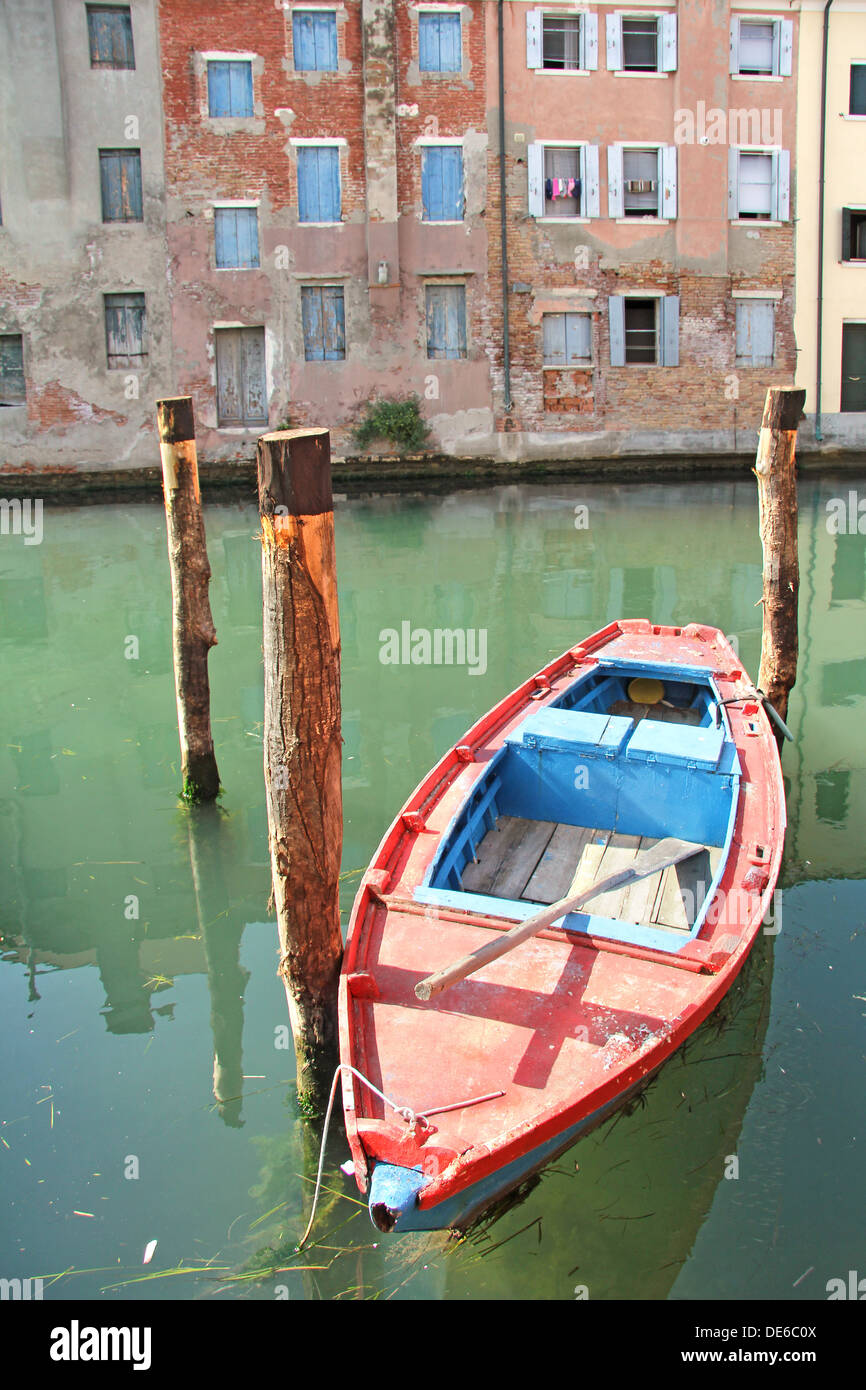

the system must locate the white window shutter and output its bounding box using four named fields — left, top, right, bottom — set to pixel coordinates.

left=606, top=13, right=622, bottom=71
left=661, top=296, right=679, bottom=367
left=526, top=10, right=542, bottom=69
left=775, top=149, right=790, bottom=221
left=583, top=13, right=598, bottom=70
left=661, top=145, right=677, bottom=219
left=729, top=16, right=739, bottom=75
left=609, top=296, right=625, bottom=366
left=607, top=144, right=624, bottom=218
left=660, top=14, right=677, bottom=72
left=728, top=147, right=740, bottom=220
left=528, top=141, right=544, bottom=217
left=582, top=144, right=600, bottom=218
left=779, top=20, right=793, bottom=77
